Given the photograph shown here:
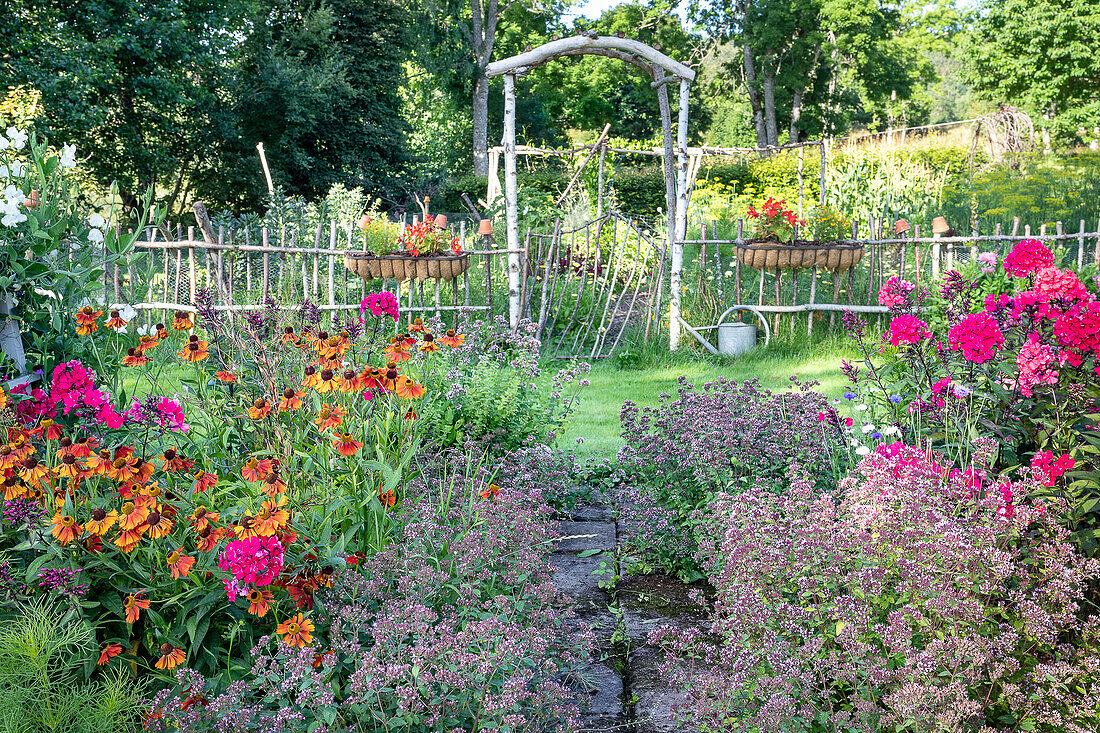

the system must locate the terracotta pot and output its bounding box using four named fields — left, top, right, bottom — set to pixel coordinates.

left=735, top=240, right=865, bottom=272
left=345, top=253, right=470, bottom=282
